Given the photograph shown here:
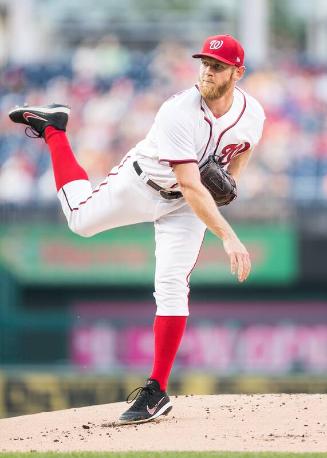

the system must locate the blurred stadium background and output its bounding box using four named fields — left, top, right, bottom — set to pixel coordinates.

left=1, top=0, right=327, bottom=418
